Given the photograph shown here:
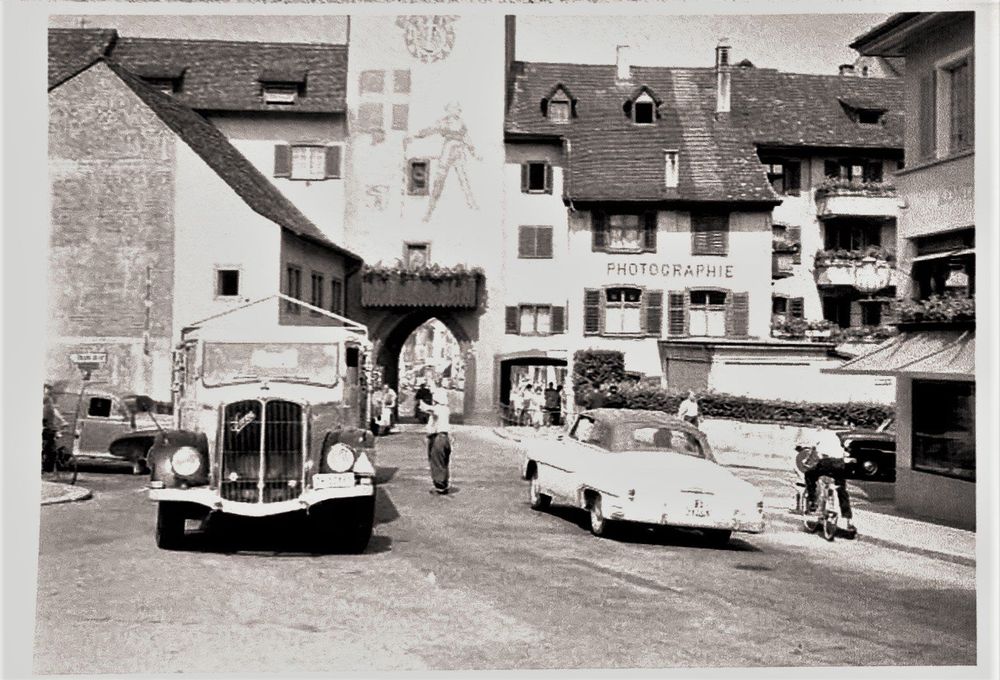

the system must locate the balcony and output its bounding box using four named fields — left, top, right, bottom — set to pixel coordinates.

left=814, top=179, right=899, bottom=220
left=893, top=294, right=975, bottom=328
left=814, top=248, right=897, bottom=289
left=361, top=263, right=484, bottom=309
